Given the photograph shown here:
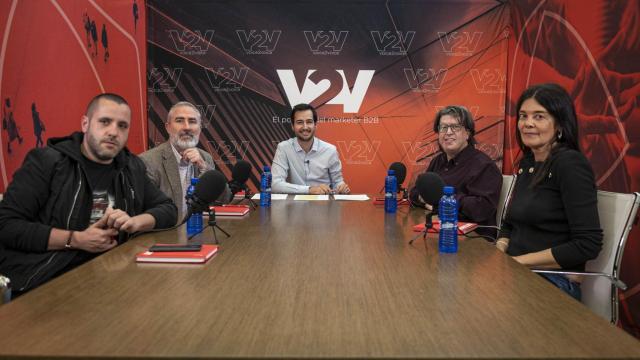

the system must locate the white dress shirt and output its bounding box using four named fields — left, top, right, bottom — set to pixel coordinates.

left=271, top=137, right=345, bottom=194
